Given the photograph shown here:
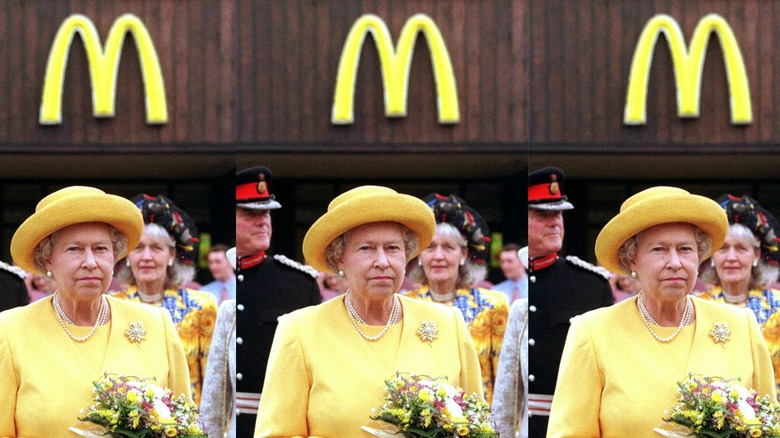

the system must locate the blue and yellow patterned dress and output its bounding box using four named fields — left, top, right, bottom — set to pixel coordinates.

left=112, top=286, right=218, bottom=405
left=696, top=286, right=780, bottom=396
left=404, top=285, right=509, bottom=404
